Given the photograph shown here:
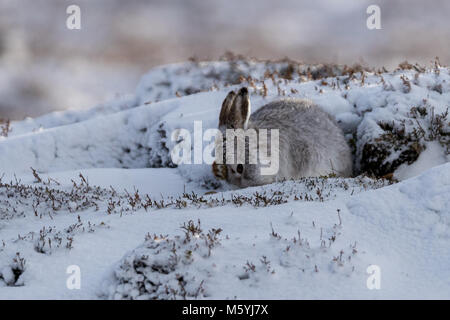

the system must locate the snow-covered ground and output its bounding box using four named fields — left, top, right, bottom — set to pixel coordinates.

left=0, top=60, right=449, bottom=299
